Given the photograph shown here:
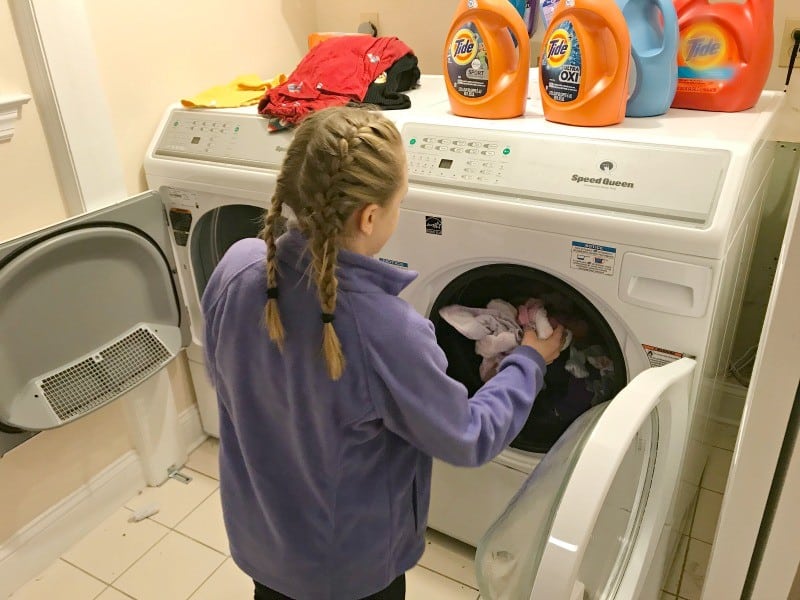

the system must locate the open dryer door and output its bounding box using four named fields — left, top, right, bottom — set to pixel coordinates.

left=476, top=358, right=695, bottom=600
left=0, top=192, right=189, bottom=436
